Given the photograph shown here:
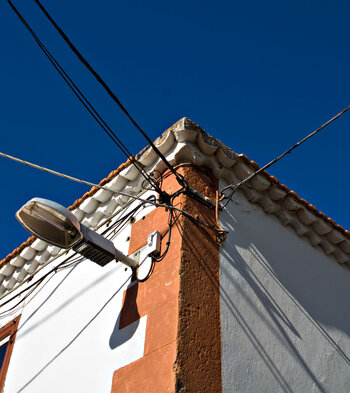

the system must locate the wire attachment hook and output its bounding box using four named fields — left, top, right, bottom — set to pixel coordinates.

left=215, top=190, right=228, bottom=244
